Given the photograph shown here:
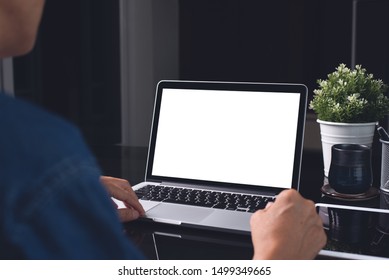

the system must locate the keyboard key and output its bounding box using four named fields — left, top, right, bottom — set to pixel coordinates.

left=135, top=185, right=275, bottom=212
